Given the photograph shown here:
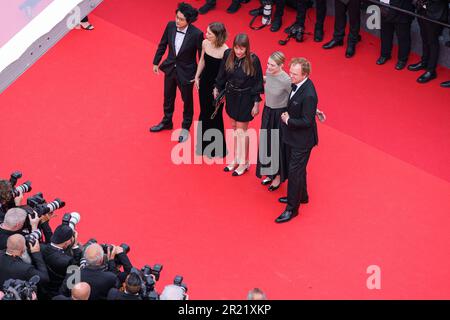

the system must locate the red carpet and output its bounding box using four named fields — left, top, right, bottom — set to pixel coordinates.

left=0, top=0, right=449, bottom=299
